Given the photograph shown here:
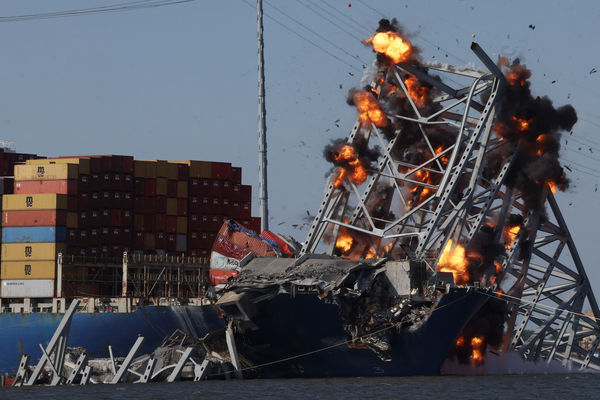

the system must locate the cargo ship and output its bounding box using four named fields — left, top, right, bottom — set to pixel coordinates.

left=212, top=255, right=490, bottom=378
left=0, top=146, right=260, bottom=373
